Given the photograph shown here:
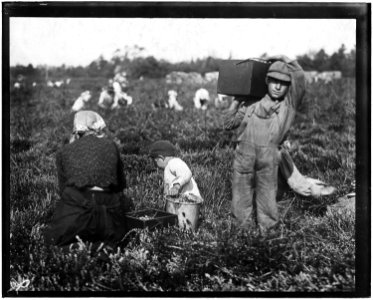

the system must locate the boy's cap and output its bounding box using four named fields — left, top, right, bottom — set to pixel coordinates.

left=266, top=61, right=291, bottom=82
left=149, top=140, right=177, bottom=158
